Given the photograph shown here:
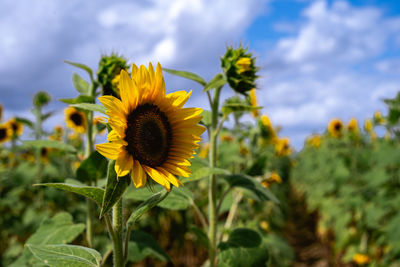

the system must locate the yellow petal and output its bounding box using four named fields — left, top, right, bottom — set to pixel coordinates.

left=131, top=63, right=139, bottom=78
left=115, top=152, right=133, bottom=177
left=131, top=160, right=147, bottom=188
left=143, top=165, right=171, bottom=191
left=98, top=96, right=126, bottom=117
left=163, top=162, right=191, bottom=177
left=120, top=70, right=137, bottom=112
left=96, top=143, right=122, bottom=160
left=169, top=108, right=203, bottom=122
left=156, top=167, right=180, bottom=188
